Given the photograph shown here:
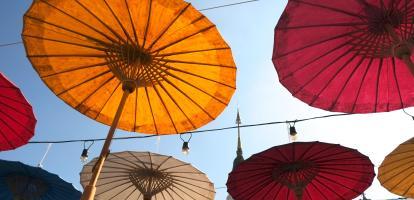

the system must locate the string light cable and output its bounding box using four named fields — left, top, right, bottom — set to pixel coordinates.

left=28, top=113, right=353, bottom=144
left=0, top=0, right=260, bottom=48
